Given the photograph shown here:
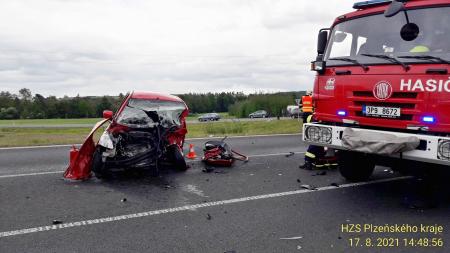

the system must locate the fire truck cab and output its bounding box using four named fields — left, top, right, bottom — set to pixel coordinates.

left=305, top=0, right=450, bottom=181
